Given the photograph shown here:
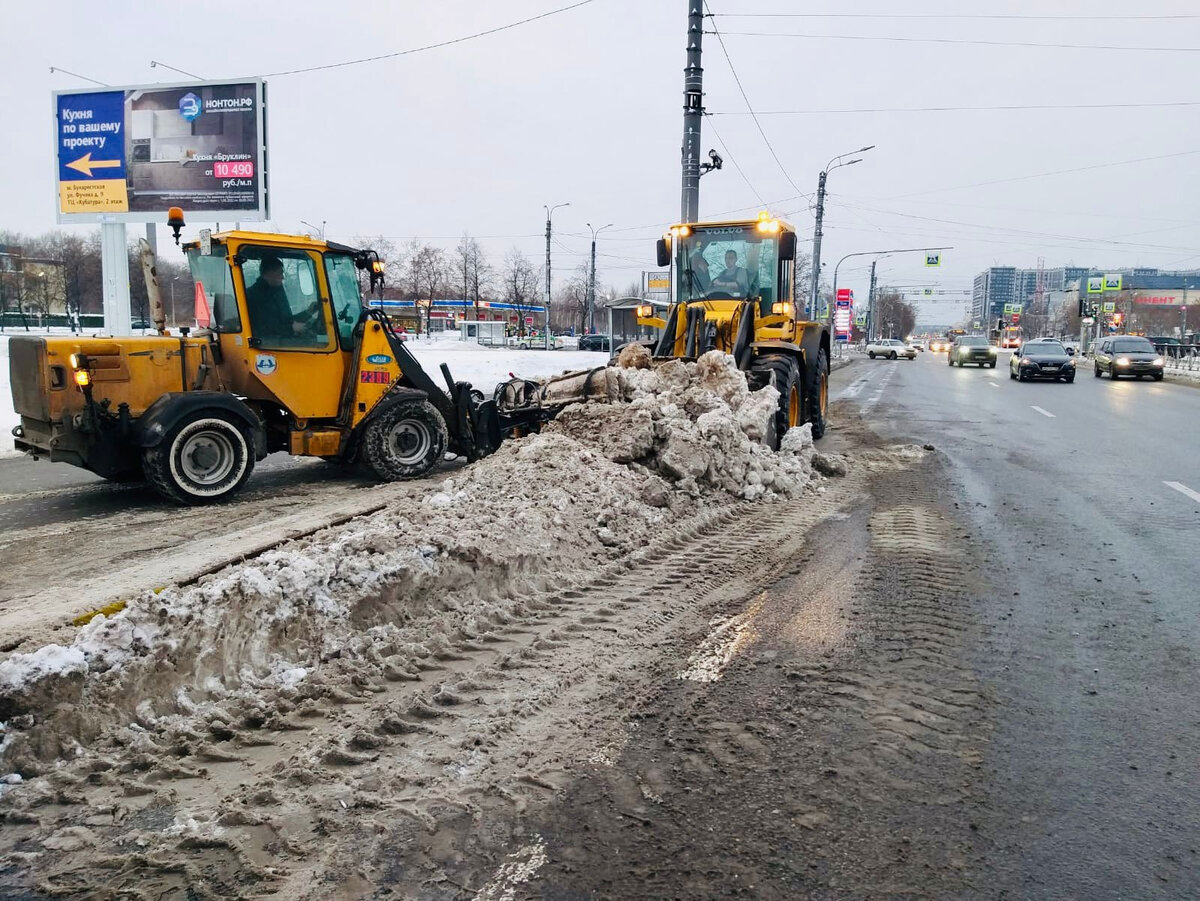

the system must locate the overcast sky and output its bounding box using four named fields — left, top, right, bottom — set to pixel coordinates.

left=4, top=0, right=1199, bottom=325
